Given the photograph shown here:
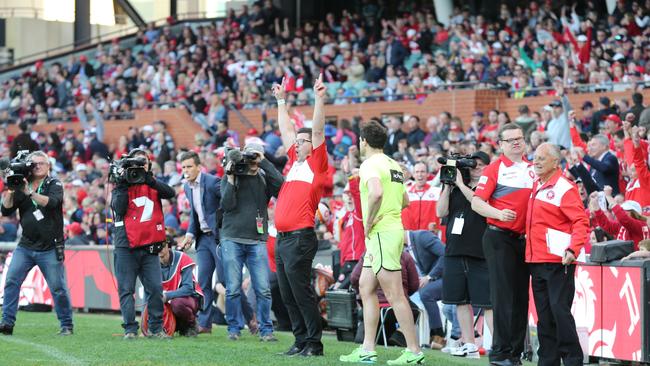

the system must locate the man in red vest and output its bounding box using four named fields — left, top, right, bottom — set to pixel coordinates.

left=159, top=237, right=204, bottom=337
left=111, top=148, right=175, bottom=340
